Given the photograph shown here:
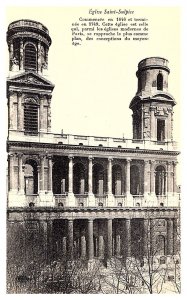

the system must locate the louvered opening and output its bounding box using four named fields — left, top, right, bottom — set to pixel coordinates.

left=24, top=103, right=38, bottom=134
